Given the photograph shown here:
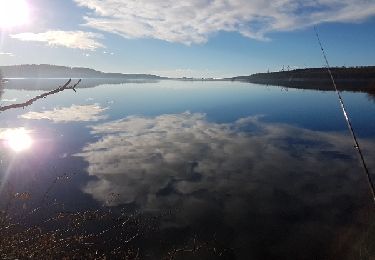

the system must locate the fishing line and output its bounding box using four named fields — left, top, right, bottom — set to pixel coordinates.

left=314, top=26, right=375, bottom=203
